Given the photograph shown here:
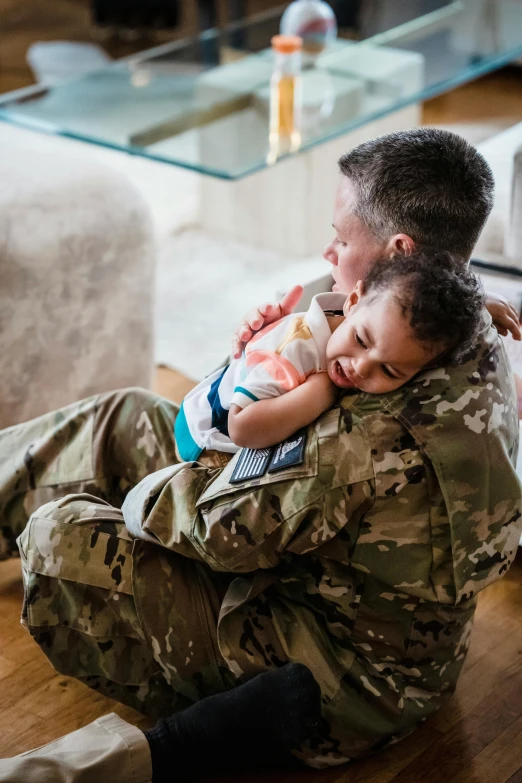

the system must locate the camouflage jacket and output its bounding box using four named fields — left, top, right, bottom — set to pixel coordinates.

left=122, top=317, right=522, bottom=766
